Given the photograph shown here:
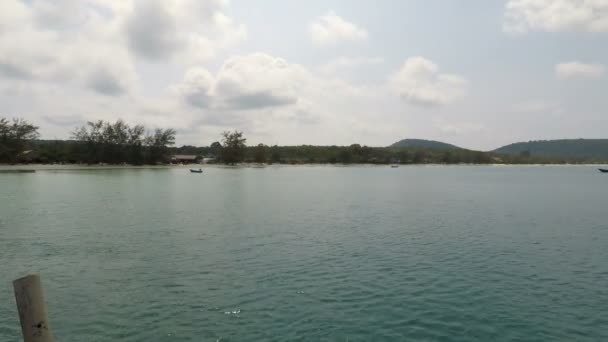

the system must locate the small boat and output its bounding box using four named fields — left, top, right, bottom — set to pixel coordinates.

left=599, top=168, right=608, bottom=173
left=391, top=165, right=399, bottom=168
left=190, top=169, right=203, bottom=173
left=0, top=169, right=36, bottom=173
